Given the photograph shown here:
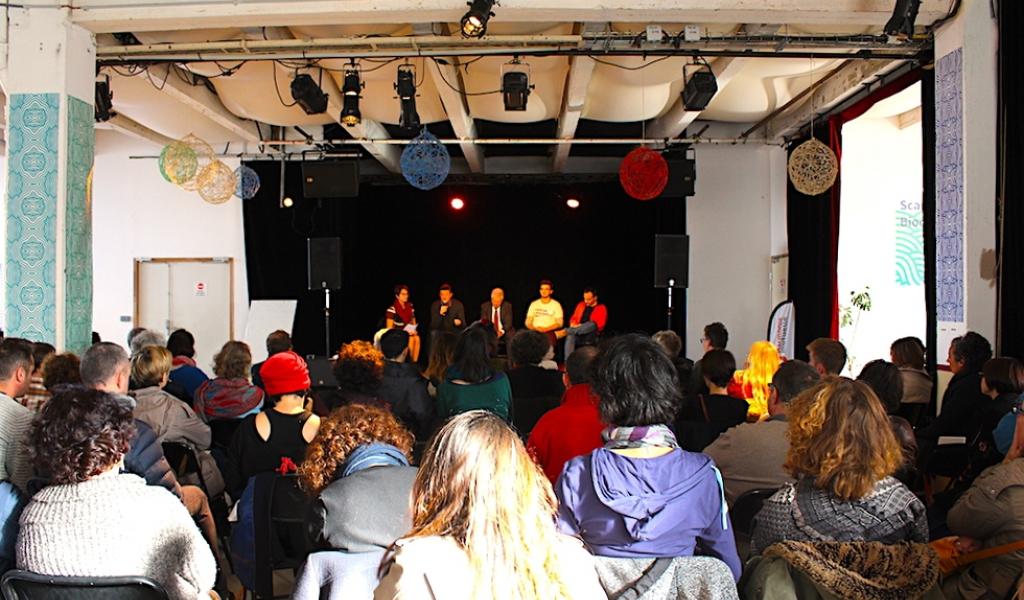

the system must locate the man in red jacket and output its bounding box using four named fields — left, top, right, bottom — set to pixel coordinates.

left=562, top=287, right=608, bottom=357
left=527, top=346, right=605, bottom=484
